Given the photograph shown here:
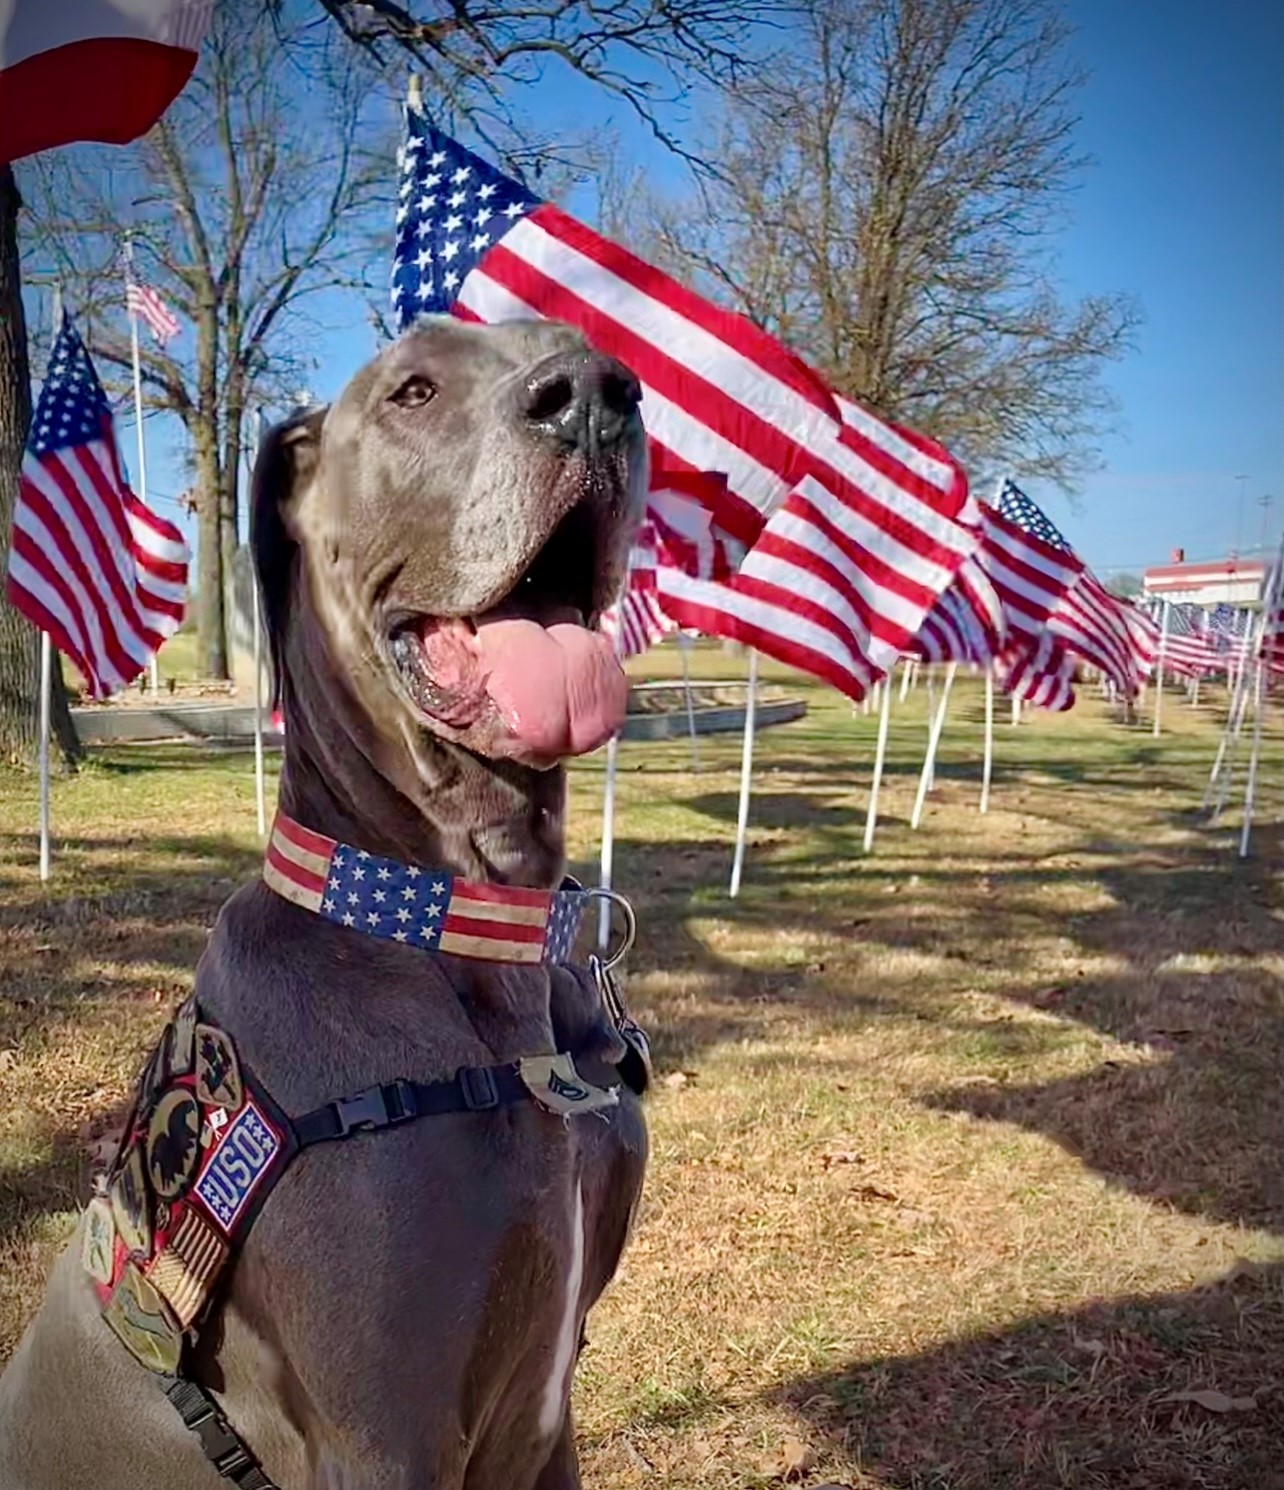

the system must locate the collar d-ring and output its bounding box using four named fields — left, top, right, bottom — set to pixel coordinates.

left=584, top=888, right=636, bottom=972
